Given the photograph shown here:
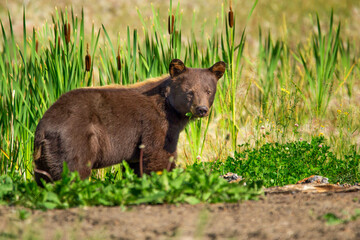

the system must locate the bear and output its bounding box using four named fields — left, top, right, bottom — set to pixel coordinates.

left=33, top=59, right=226, bottom=185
